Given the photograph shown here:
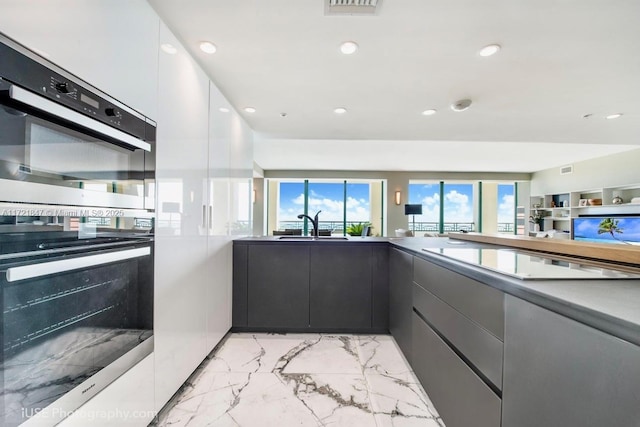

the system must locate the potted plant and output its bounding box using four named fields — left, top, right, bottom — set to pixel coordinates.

left=346, top=222, right=373, bottom=236
left=529, top=205, right=543, bottom=232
